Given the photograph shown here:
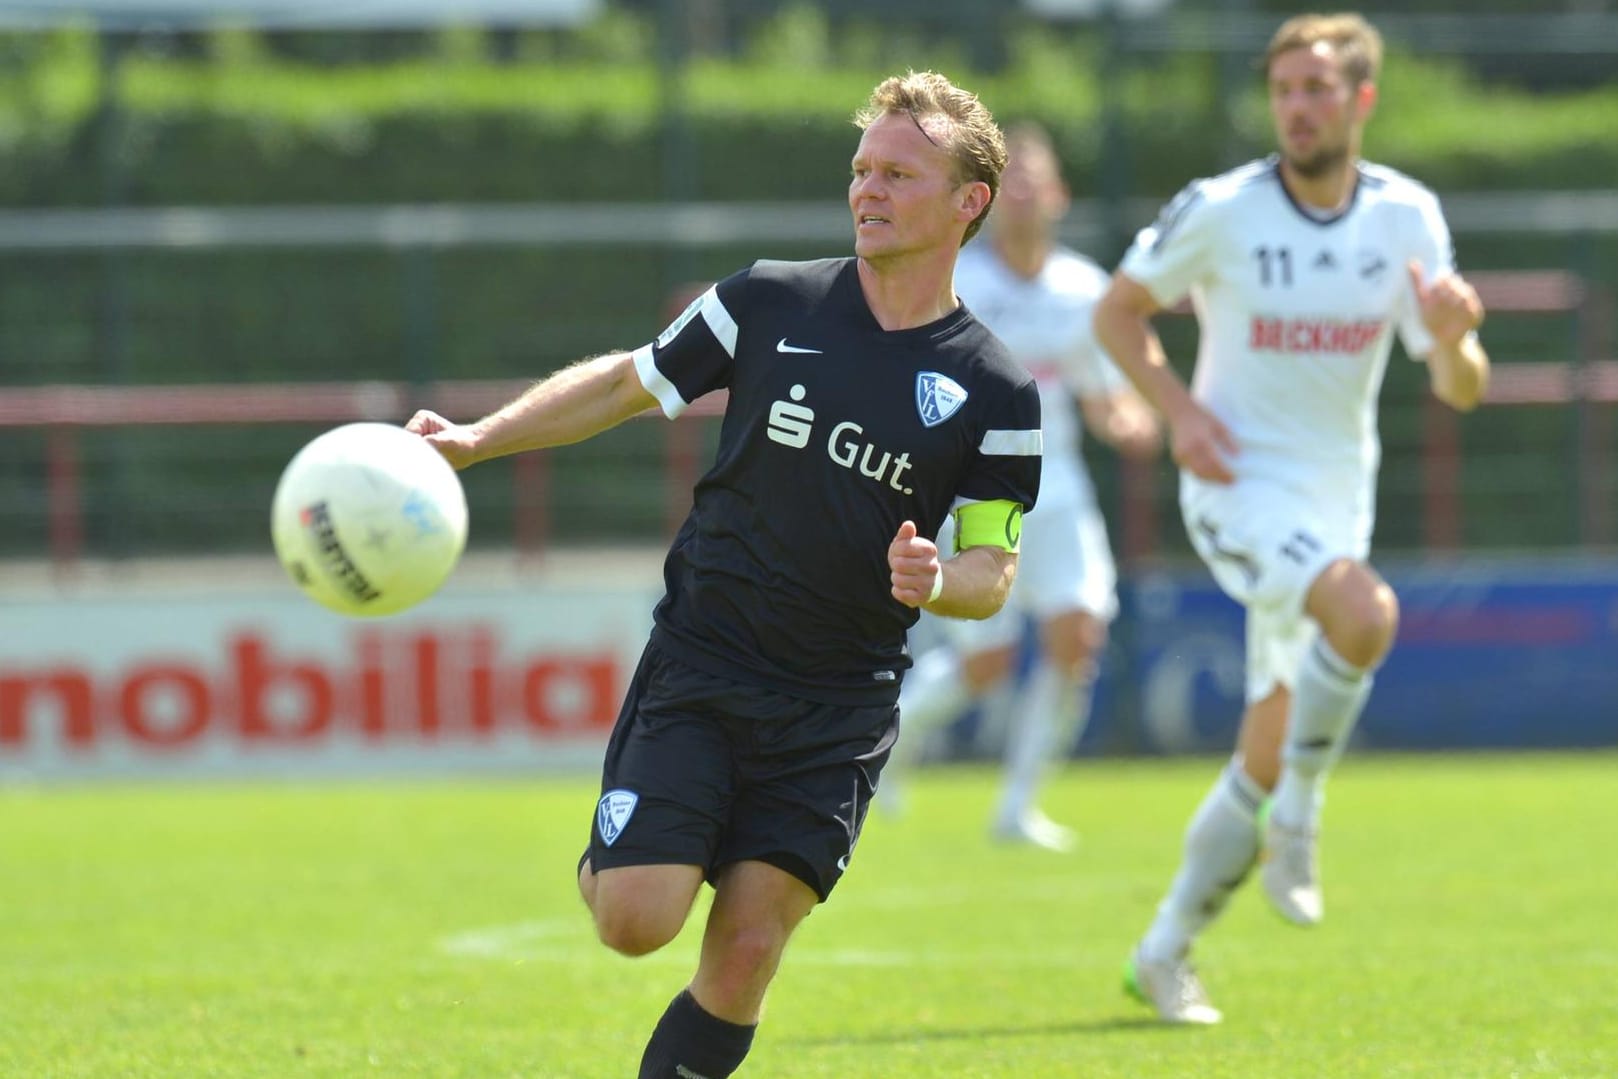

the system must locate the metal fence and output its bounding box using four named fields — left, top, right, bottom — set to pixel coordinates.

left=2, top=196, right=1613, bottom=570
